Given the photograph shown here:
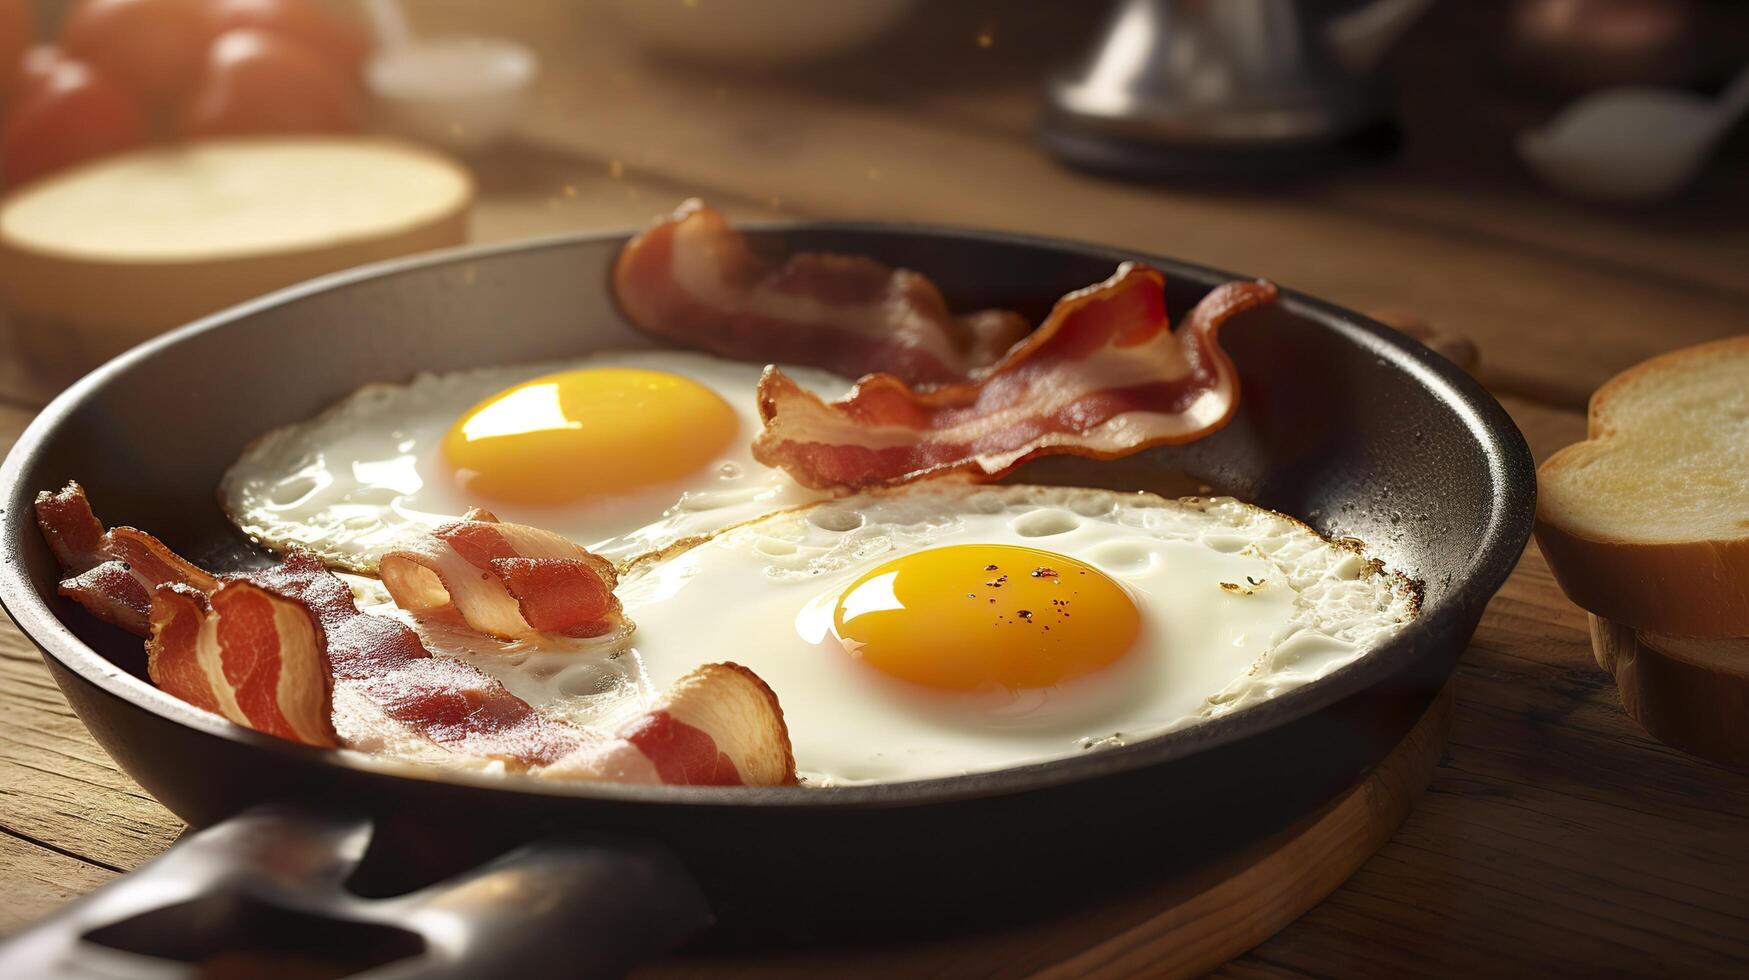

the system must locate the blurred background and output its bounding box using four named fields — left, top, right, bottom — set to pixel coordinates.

left=0, top=0, right=1743, bottom=405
